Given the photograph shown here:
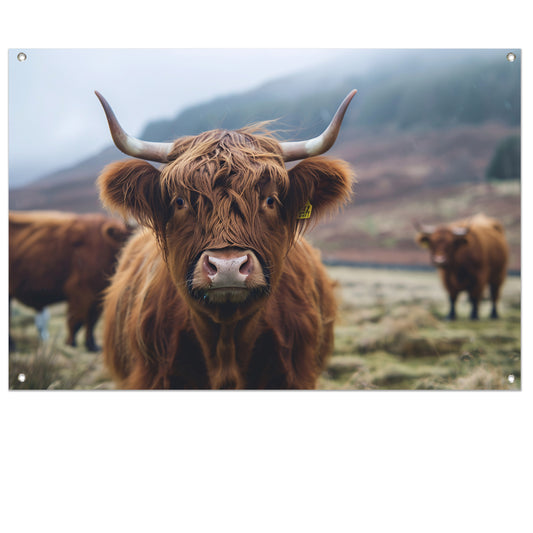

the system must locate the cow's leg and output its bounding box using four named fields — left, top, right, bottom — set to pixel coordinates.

left=489, top=281, right=502, bottom=319
left=84, top=301, right=101, bottom=352
left=66, top=288, right=102, bottom=351
left=467, top=286, right=483, bottom=320
left=66, top=319, right=83, bottom=347
left=469, top=296, right=479, bottom=320
left=66, top=303, right=84, bottom=347
left=447, top=292, right=458, bottom=320
left=35, top=308, right=50, bottom=341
